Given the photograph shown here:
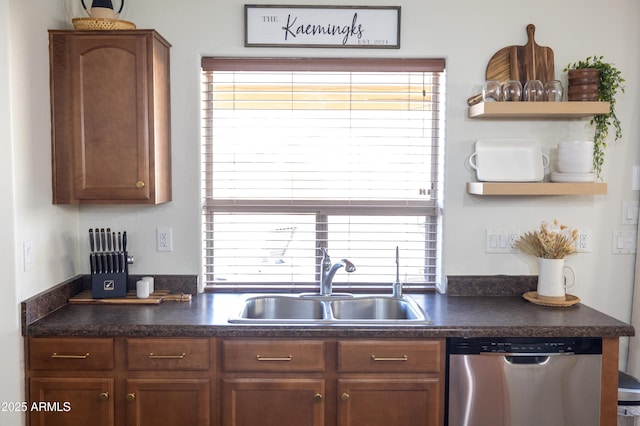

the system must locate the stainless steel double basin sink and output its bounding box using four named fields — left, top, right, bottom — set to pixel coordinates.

left=228, top=294, right=431, bottom=325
